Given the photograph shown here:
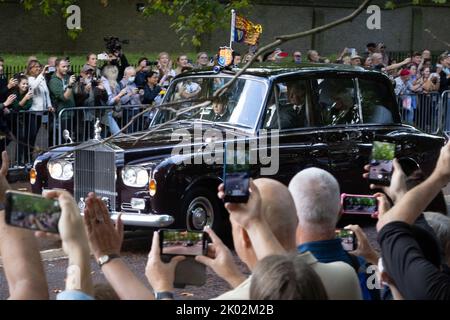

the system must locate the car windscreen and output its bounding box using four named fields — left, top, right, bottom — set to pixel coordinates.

left=155, top=76, right=267, bottom=129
